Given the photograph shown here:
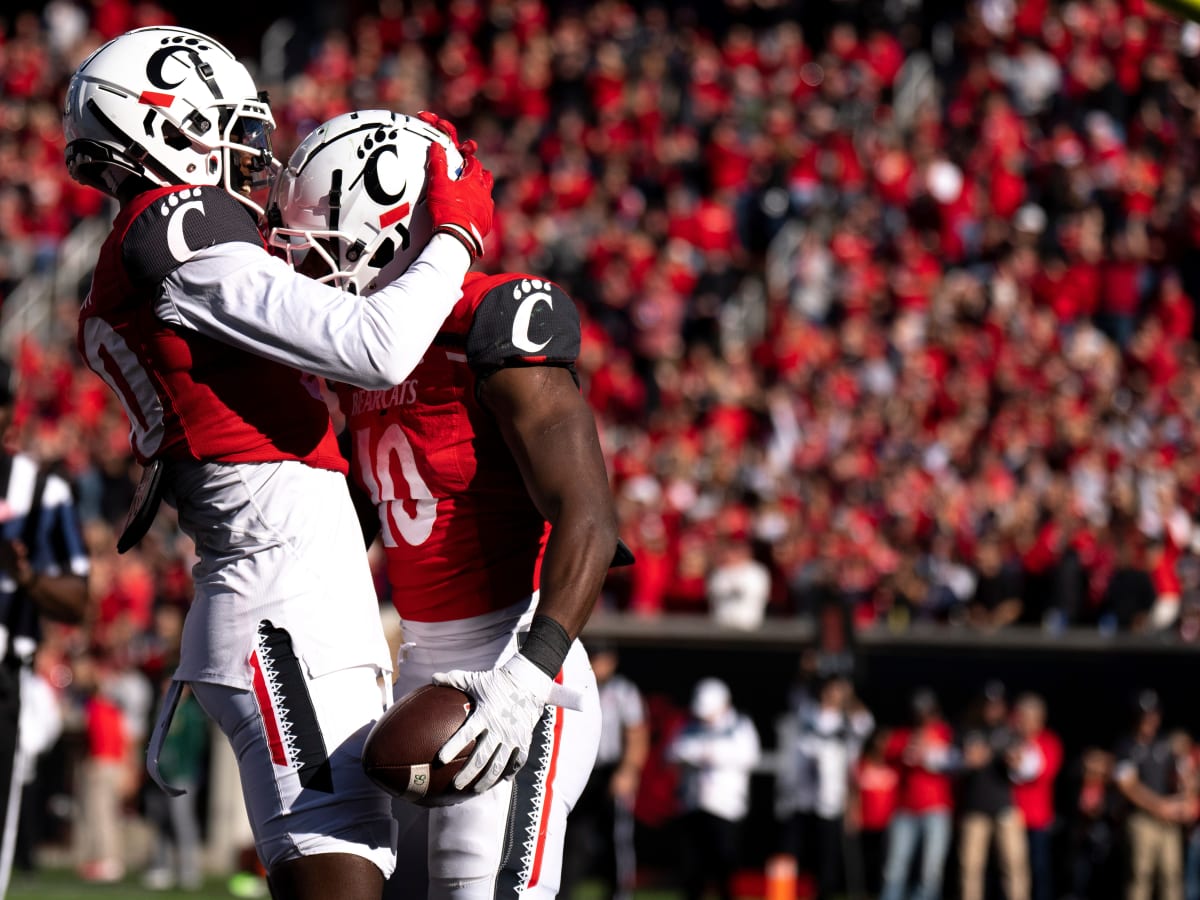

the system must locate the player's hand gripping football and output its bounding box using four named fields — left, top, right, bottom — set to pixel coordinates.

left=422, top=114, right=493, bottom=263
left=433, top=654, right=581, bottom=793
